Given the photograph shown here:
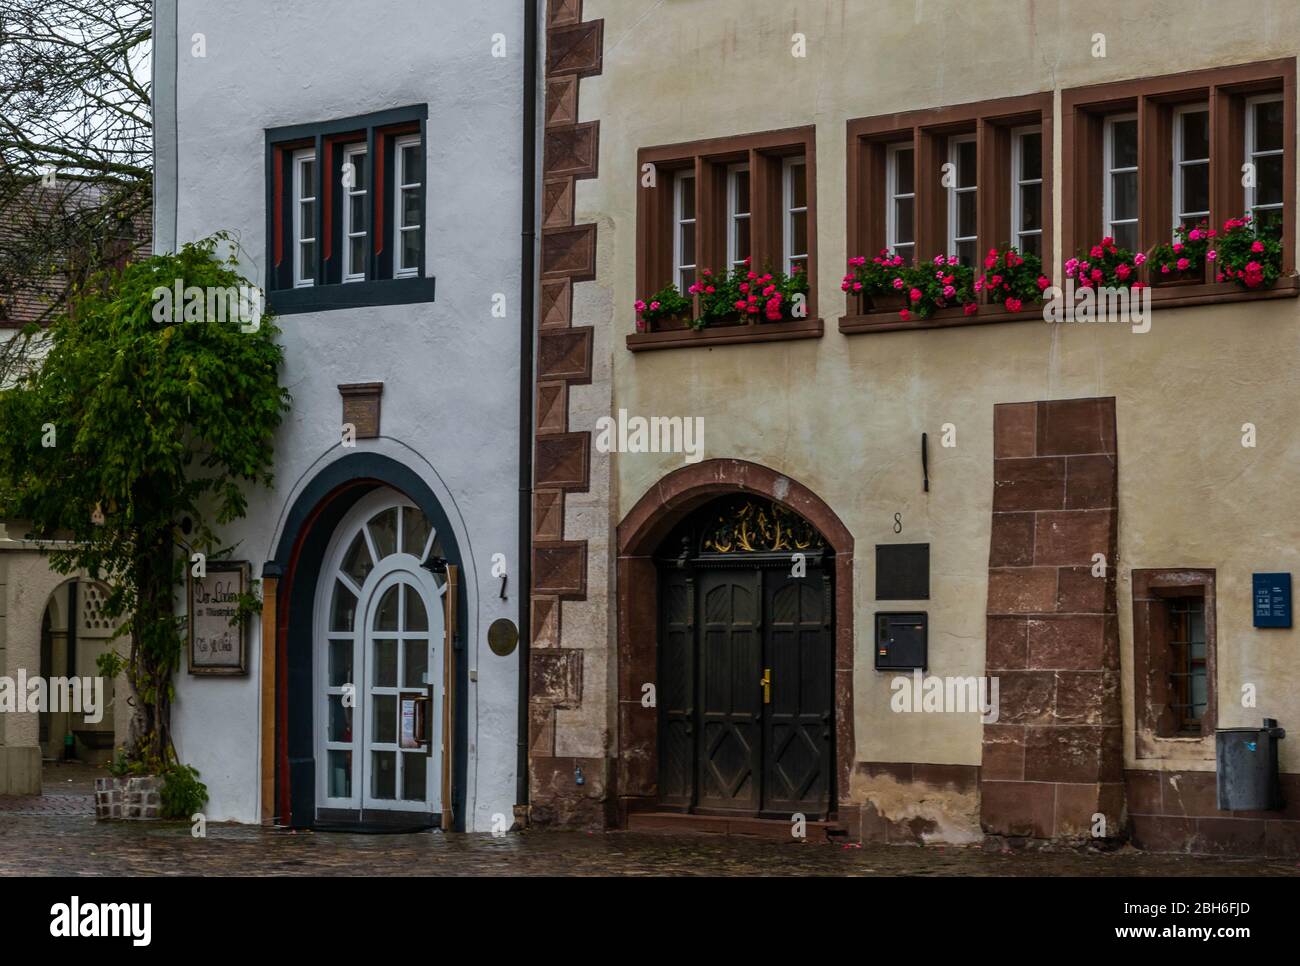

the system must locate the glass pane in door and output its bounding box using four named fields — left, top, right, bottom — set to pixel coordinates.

left=371, top=751, right=396, bottom=800
left=361, top=573, right=436, bottom=810
left=328, top=750, right=352, bottom=798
